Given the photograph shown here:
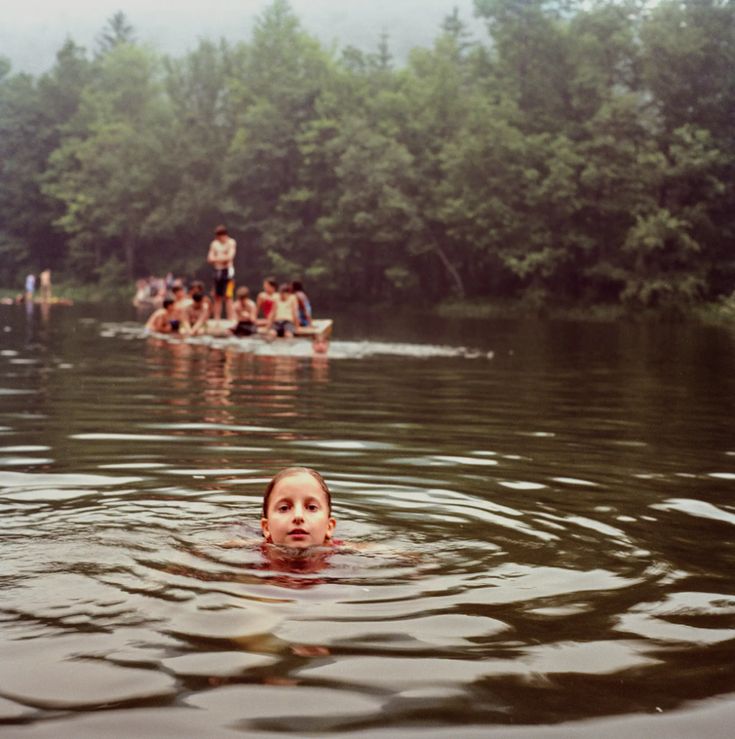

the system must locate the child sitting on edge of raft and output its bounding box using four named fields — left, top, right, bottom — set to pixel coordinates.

left=256, top=277, right=278, bottom=325
left=266, top=283, right=299, bottom=339
left=145, top=297, right=181, bottom=334
left=231, top=286, right=257, bottom=337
